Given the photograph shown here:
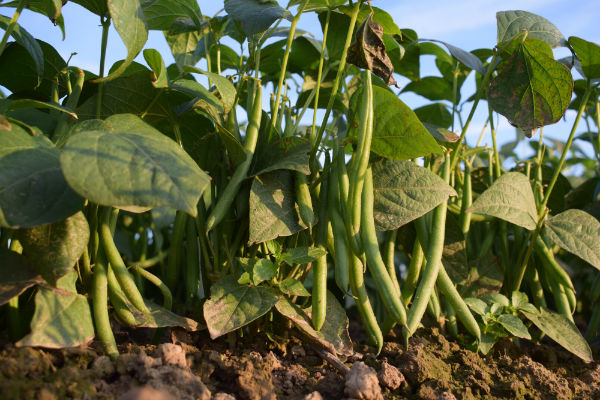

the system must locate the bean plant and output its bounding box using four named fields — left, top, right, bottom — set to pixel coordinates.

left=0, top=0, right=599, bottom=363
